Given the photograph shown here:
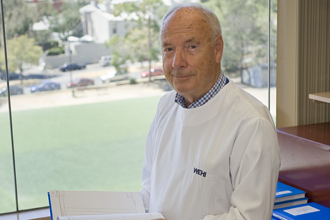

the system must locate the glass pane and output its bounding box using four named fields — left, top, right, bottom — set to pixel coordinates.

left=0, top=0, right=275, bottom=212
left=0, top=94, right=17, bottom=213
left=270, top=0, right=277, bottom=123
left=0, top=27, right=17, bottom=215
left=2, top=0, right=168, bottom=211
left=12, top=96, right=162, bottom=209
left=205, top=0, right=271, bottom=109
